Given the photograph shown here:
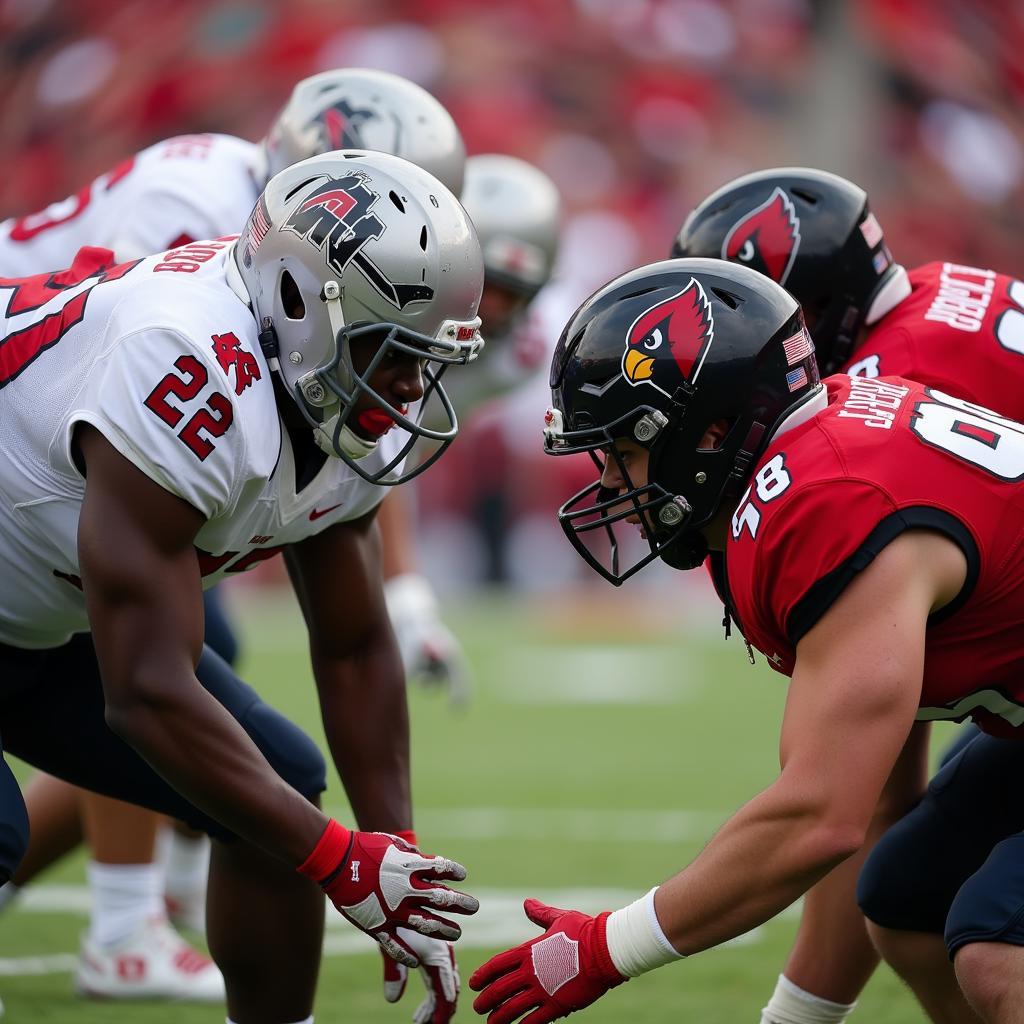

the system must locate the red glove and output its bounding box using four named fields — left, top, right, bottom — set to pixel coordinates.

left=382, top=928, right=460, bottom=1023
left=469, top=899, right=627, bottom=1023
left=298, top=820, right=478, bottom=967
left=380, top=831, right=462, bottom=1023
